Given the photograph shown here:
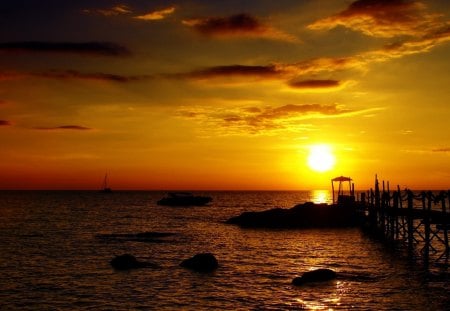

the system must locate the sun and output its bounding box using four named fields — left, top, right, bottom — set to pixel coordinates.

left=307, top=144, right=336, bottom=172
